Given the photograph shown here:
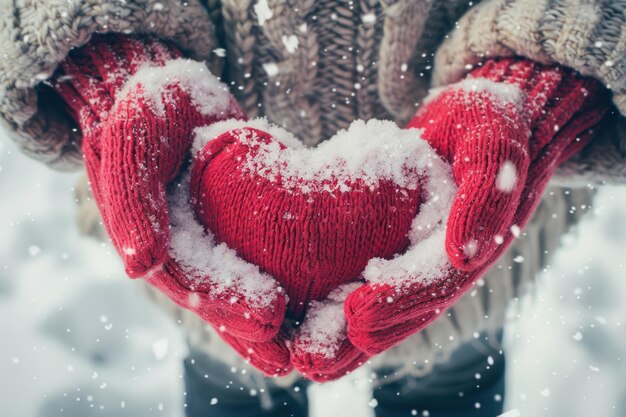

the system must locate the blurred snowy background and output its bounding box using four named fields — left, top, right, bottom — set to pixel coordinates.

left=1, top=129, right=625, bottom=417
